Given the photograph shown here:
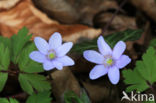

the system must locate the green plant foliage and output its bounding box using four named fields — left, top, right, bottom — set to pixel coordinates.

left=18, top=74, right=51, bottom=95
left=0, top=98, right=19, bottom=103
left=122, top=47, right=156, bottom=92
left=71, top=29, right=143, bottom=54
left=0, top=36, right=11, bottom=50
left=149, top=38, right=156, bottom=47
left=0, top=73, right=8, bottom=92
left=79, top=89, right=91, bottom=103
left=0, top=27, right=53, bottom=96
left=144, top=101, right=155, bottom=103
left=26, top=91, right=52, bottom=103
left=64, top=90, right=91, bottom=103
left=11, top=27, right=32, bottom=63
left=0, top=43, right=10, bottom=71
left=0, top=43, right=10, bottom=91
left=18, top=43, right=44, bottom=73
